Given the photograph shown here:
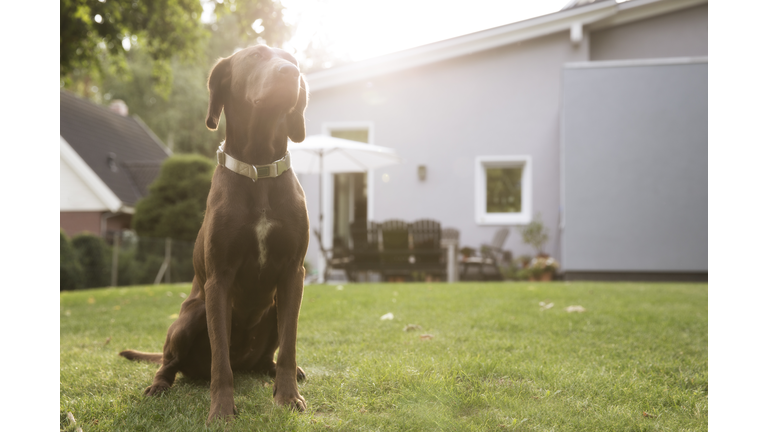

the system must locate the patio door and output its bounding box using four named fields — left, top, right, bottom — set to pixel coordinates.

left=329, top=128, right=369, bottom=252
